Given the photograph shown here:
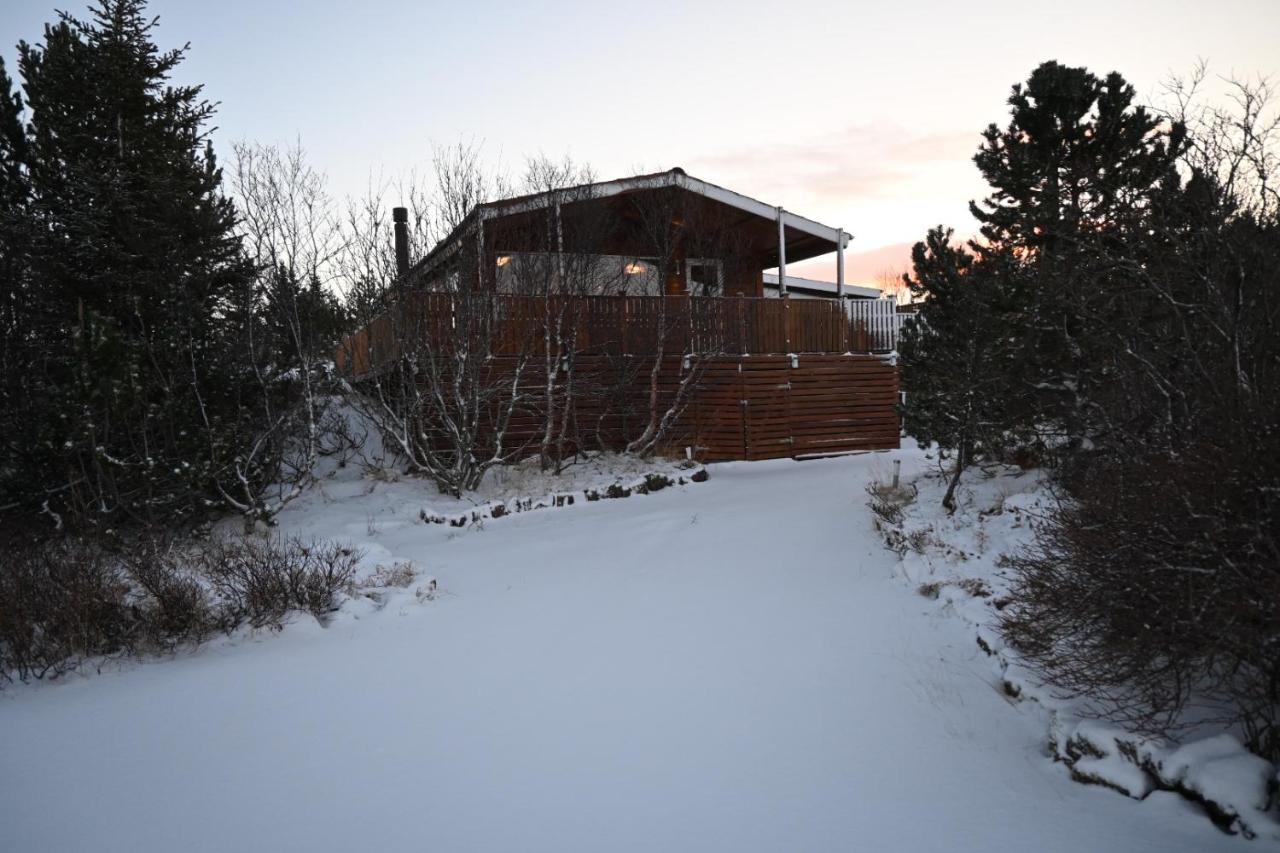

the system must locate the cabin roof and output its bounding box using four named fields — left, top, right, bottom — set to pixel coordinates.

left=410, top=167, right=851, bottom=280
